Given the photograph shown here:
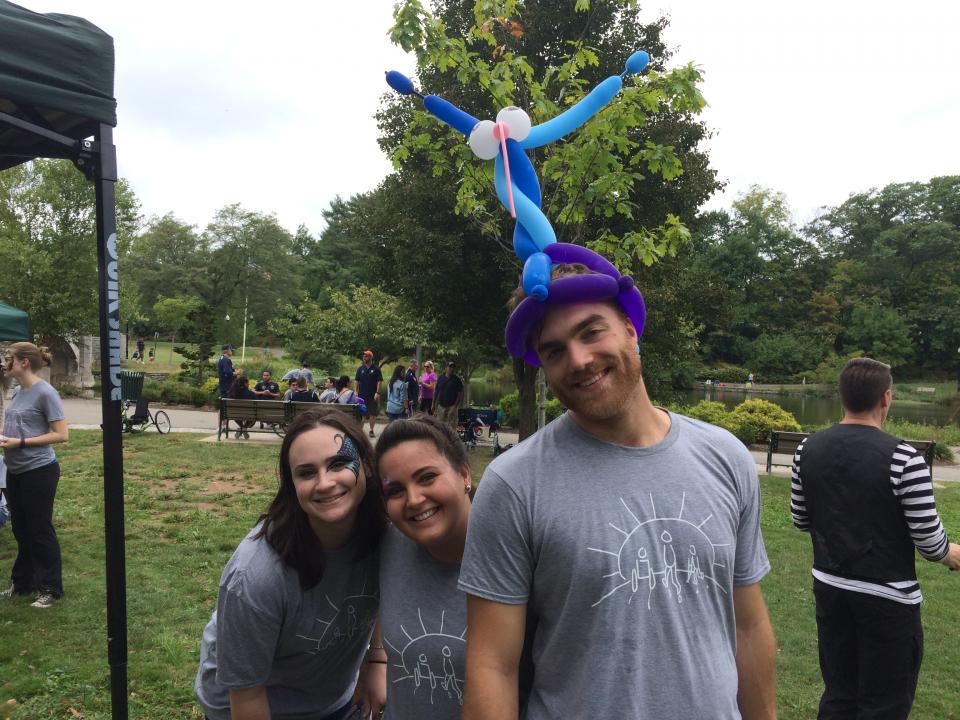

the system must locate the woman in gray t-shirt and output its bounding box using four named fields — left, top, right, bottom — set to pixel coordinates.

left=374, top=416, right=475, bottom=719
left=195, top=408, right=387, bottom=720
left=0, top=343, right=68, bottom=609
